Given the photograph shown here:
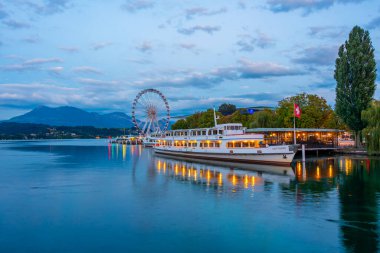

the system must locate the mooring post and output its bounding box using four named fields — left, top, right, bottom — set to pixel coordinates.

left=302, top=144, right=306, bottom=163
